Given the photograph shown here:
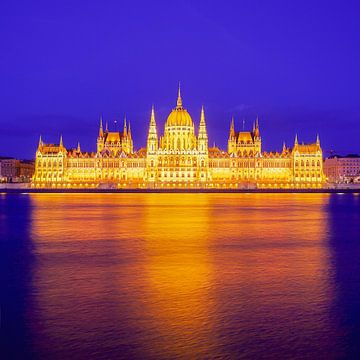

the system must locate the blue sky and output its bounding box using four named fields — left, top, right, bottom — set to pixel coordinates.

left=1, top=0, right=359, bottom=158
